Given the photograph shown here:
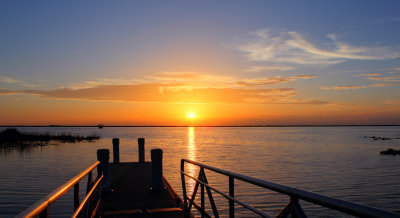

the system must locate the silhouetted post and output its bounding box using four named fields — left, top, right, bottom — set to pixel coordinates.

left=229, top=176, right=234, bottom=218
left=151, top=148, right=164, bottom=191
left=74, top=183, right=79, bottom=211
left=97, top=149, right=110, bottom=192
left=138, top=138, right=145, bottom=163
left=112, top=138, right=120, bottom=163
